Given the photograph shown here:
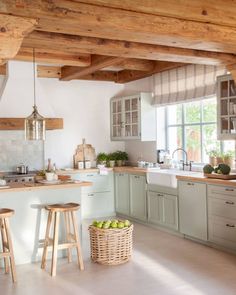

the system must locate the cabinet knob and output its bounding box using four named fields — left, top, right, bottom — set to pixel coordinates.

left=119, top=173, right=124, bottom=176
left=225, top=188, right=234, bottom=192
left=225, top=201, right=235, bottom=205
left=87, top=174, right=94, bottom=177
left=157, top=193, right=163, bottom=197
left=226, top=223, right=235, bottom=228
left=88, top=193, right=94, bottom=196
left=187, top=182, right=194, bottom=186
left=134, top=175, right=140, bottom=179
